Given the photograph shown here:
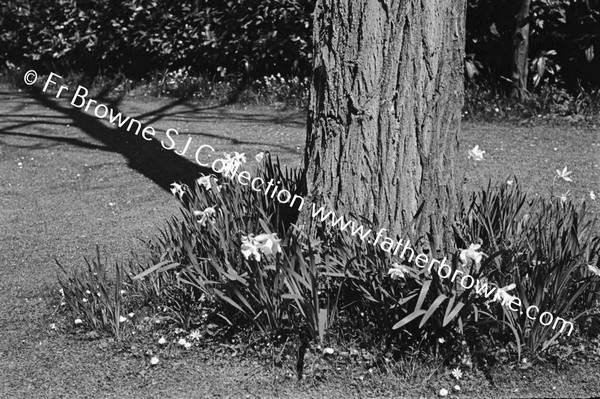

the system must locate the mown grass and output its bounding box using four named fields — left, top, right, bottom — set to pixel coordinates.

left=0, top=83, right=599, bottom=397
